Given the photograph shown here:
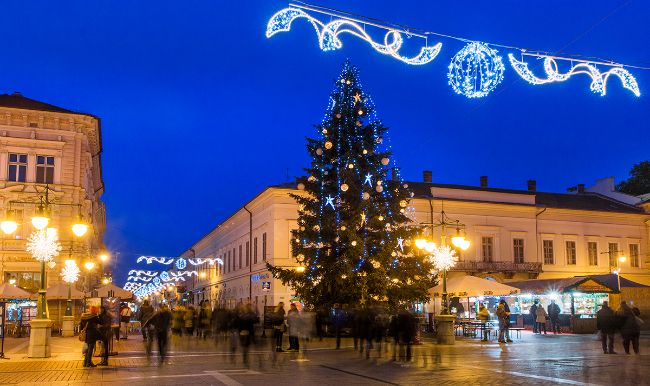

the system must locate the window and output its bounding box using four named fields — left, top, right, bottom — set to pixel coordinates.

left=630, top=244, right=639, bottom=268
left=5, top=272, right=41, bottom=291
left=239, top=245, right=242, bottom=269
left=262, top=233, right=267, bottom=261
left=227, top=251, right=231, bottom=272
left=10, top=210, right=23, bottom=240
left=588, top=242, right=598, bottom=266
left=254, top=237, right=258, bottom=264
left=482, top=237, right=493, bottom=262
left=543, top=240, right=554, bottom=265
left=566, top=241, right=576, bottom=265
left=513, top=239, right=524, bottom=264
left=8, top=153, right=27, bottom=182
left=232, top=248, right=236, bottom=270
left=246, top=241, right=250, bottom=266
left=36, top=156, right=54, bottom=184
left=608, top=243, right=618, bottom=269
